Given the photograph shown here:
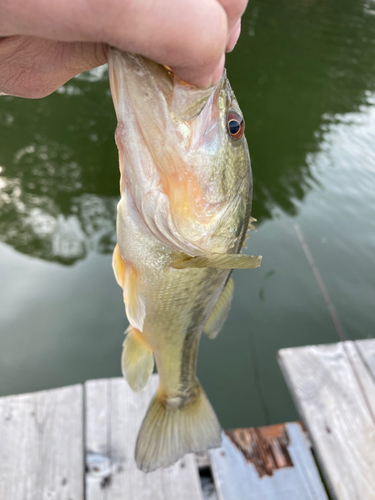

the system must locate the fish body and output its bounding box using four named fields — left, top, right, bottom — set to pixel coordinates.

left=109, top=49, right=260, bottom=472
